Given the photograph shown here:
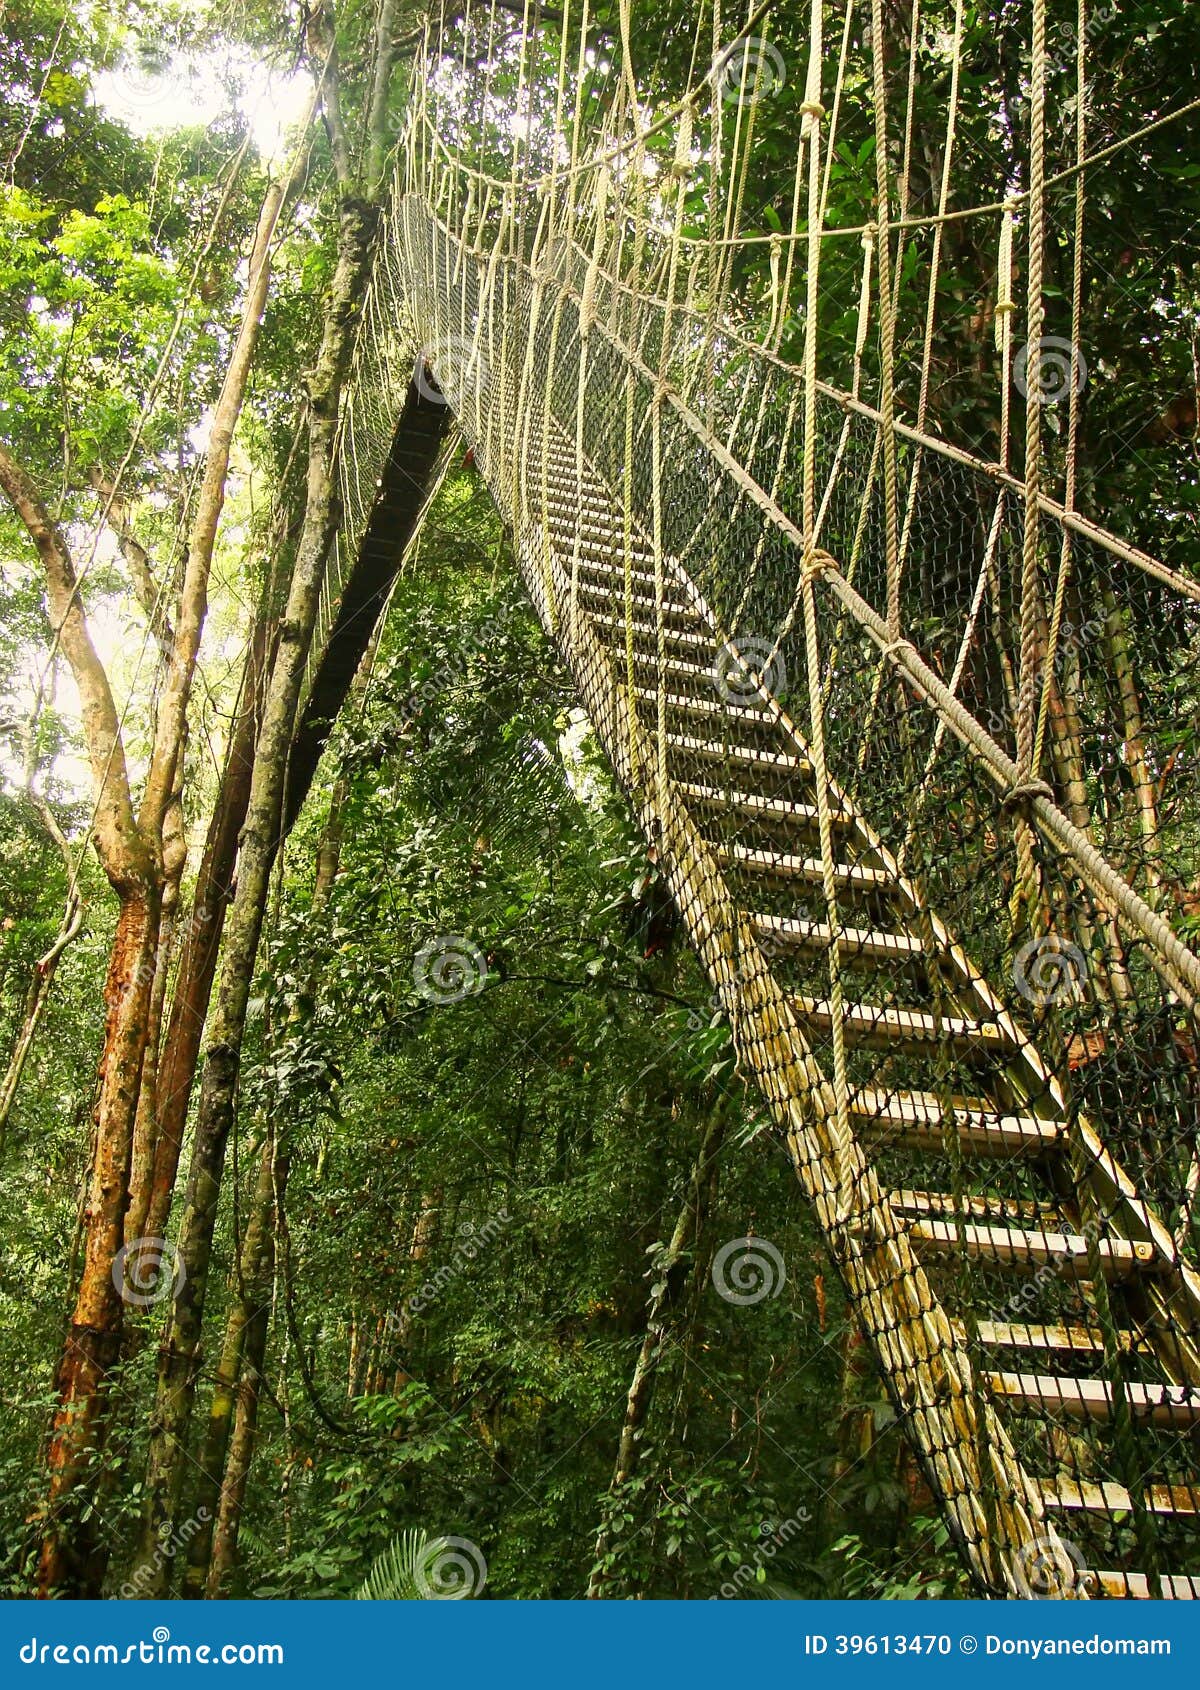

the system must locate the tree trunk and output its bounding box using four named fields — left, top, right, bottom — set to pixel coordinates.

left=142, top=612, right=269, bottom=1246
left=178, top=1136, right=279, bottom=1598
left=588, top=1098, right=728, bottom=1597
left=0, top=890, right=83, bottom=1148
left=126, top=791, right=187, bottom=1246
left=38, top=885, right=161, bottom=1596
left=136, top=197, right=380, bottom=1587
